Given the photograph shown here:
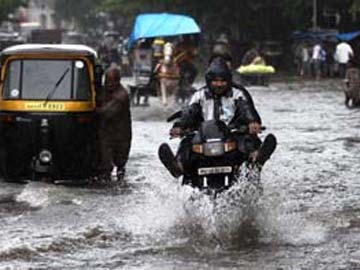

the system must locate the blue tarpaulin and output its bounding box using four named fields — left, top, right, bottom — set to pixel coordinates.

left=129, top=13, right=201, bottom=48
left=291, top=30, right=338, bottom=42
left=336, top=31, right=360, bottom=41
